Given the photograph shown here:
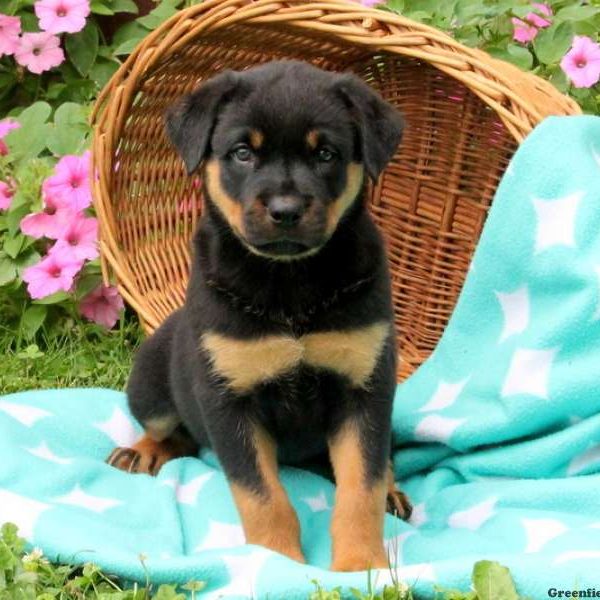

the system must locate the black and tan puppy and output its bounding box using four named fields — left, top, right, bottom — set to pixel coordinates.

left=107, top=60, right=411, bottom=572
